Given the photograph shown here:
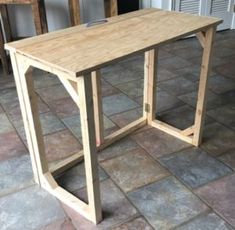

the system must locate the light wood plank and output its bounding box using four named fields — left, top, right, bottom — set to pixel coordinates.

left=101, top=117, right=146, bottom=149
left=151, top=120, right=193, bottom=144
left=143, top=49, right=158, bottom=123
left=196, top=31, right=206, bottom=48
left=5, top=9, right=221, bottom=78
left=49, top=151, right=84, bottom=176
left=92, top=71, right=104, bottom=146
left=193, top=27, right=216, bottom=146
left=77, top=74, right=102, bottom=224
